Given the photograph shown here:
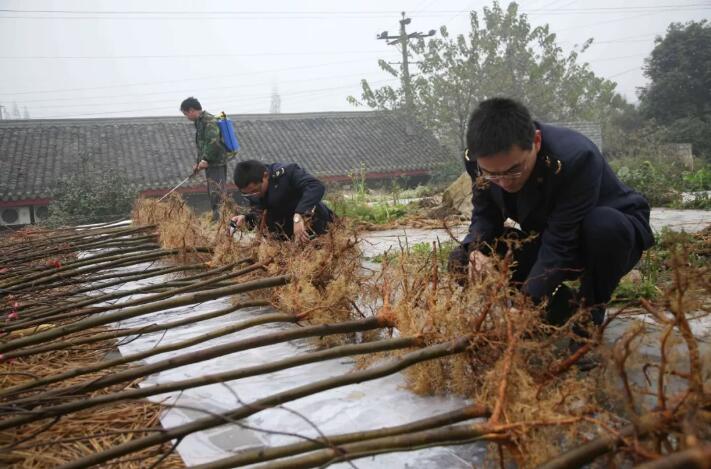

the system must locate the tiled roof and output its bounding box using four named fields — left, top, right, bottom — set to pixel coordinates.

left=553, top=121, right=603, bottom=151
left=0, top=111, right=450, bottom=202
